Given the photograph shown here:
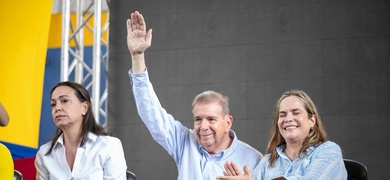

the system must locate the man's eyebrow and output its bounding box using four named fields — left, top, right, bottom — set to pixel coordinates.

left=193, top=115, right=217, bottom=118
